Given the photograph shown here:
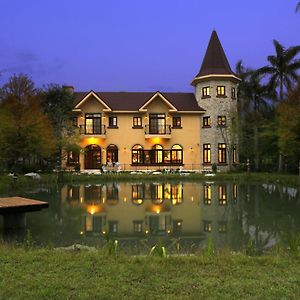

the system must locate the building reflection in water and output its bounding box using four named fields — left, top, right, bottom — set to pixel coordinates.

left=62, top=181, right=241, bottom=249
